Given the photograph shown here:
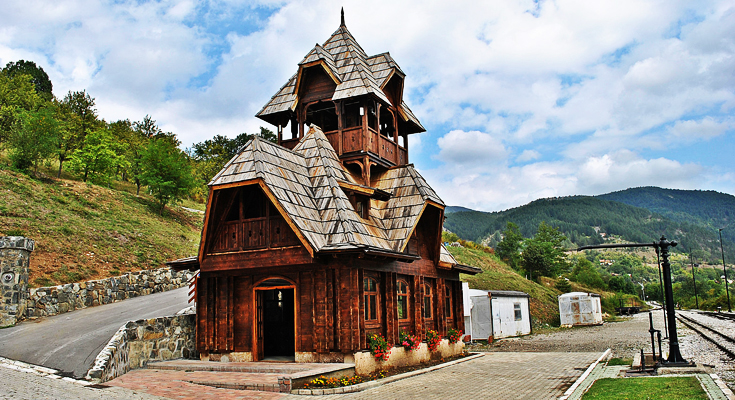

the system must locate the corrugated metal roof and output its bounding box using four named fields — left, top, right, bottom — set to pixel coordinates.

left=209, top=125, right=454, bottom=266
